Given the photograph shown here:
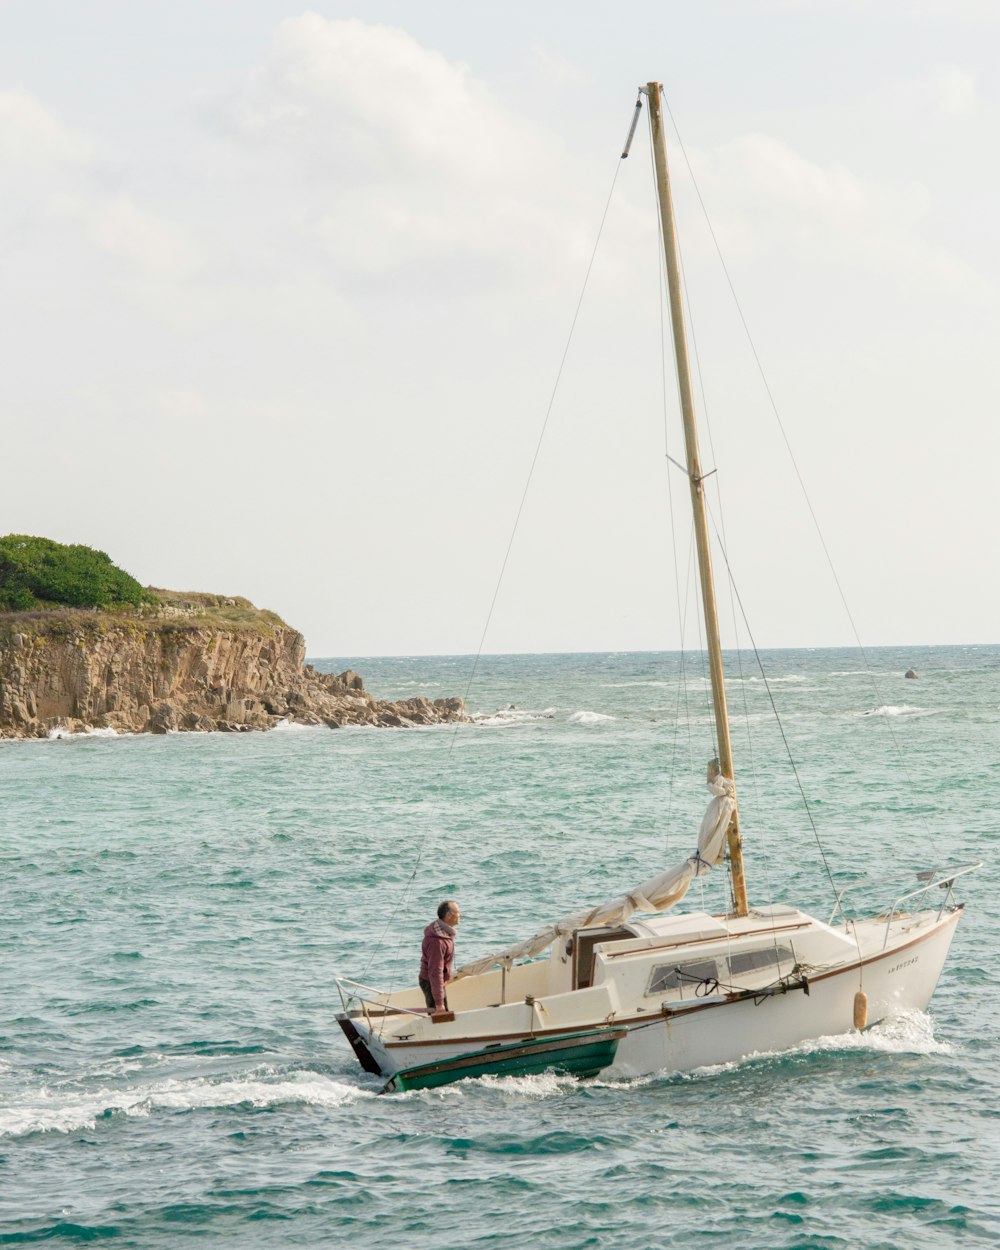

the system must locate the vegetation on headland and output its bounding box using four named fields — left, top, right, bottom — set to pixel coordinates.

left=0, top=536, right=289, bottom=640
left=143, top=590, right=289, bottom=634
left=0, top=535, right=150, bottom=612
